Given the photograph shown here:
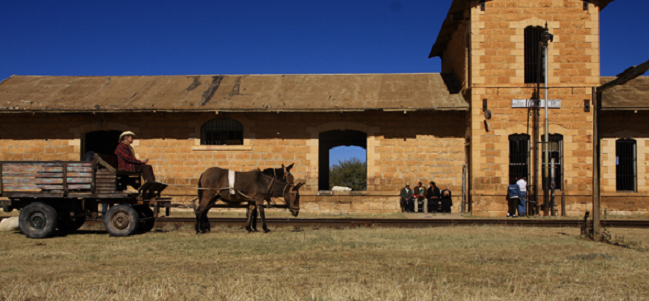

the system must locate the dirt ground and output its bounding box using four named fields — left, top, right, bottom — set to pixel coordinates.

left=0, top=225, right=648, bottom=300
